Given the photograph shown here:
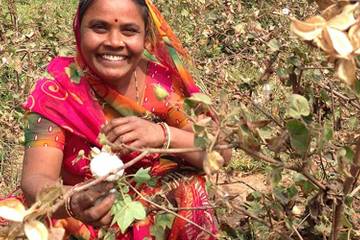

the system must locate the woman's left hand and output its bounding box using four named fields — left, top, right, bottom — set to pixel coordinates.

left=102, top=116, right=165, bottom=151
